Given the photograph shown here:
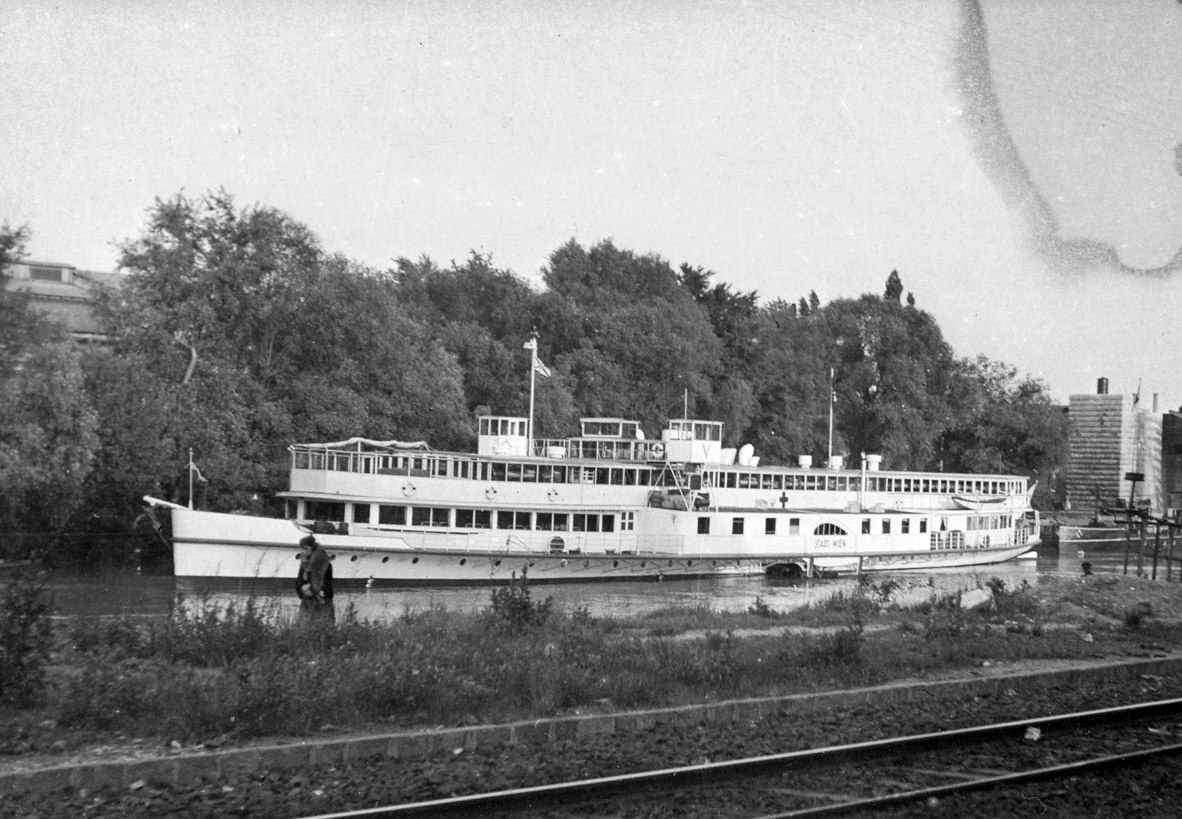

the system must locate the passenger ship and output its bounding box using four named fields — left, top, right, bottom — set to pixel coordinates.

left=150, top=414, right=1040, bottom=585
